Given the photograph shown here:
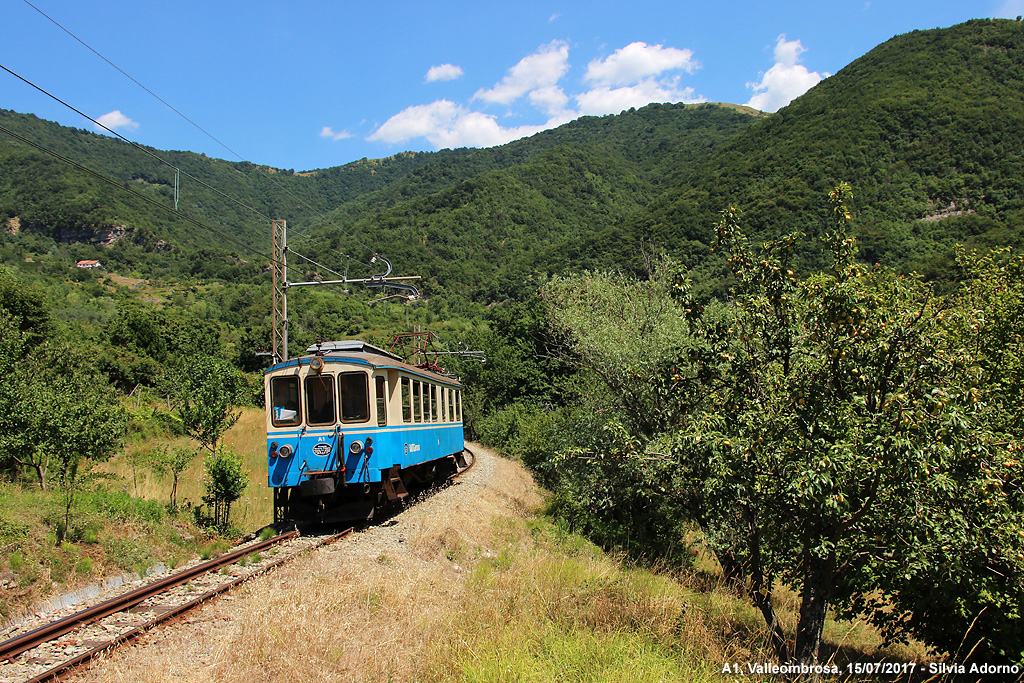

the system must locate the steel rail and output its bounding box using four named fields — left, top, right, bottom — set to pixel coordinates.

left=0, top=530, right=299, bottom=662
left=16, top=529, right=353, bottom=683
left=451, top=447, right=476, bottom=480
